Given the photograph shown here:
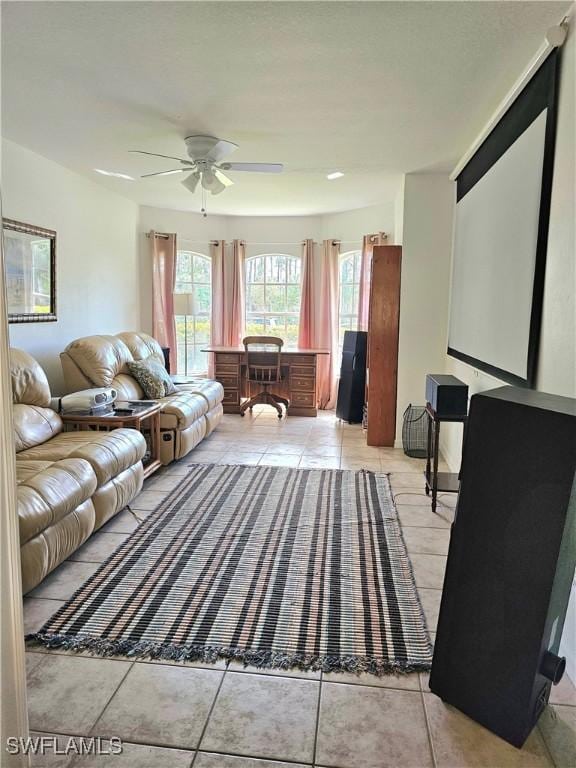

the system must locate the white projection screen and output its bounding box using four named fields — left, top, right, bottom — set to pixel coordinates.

left=448, top=51, right=560, bottom=387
